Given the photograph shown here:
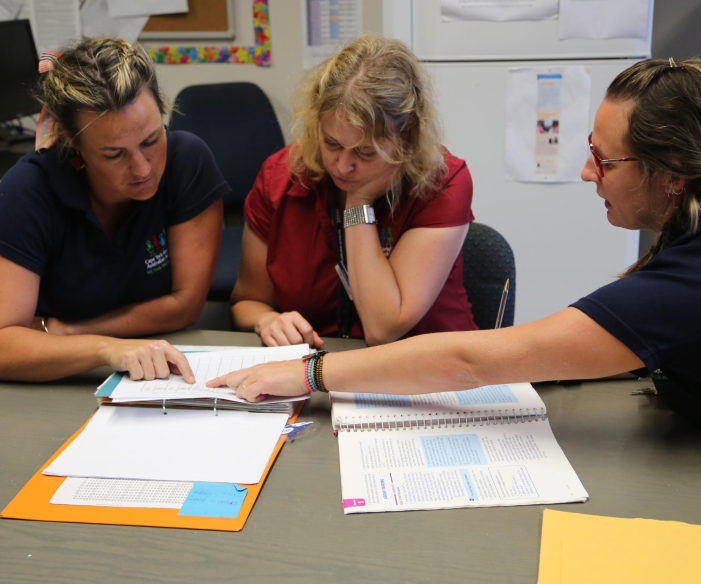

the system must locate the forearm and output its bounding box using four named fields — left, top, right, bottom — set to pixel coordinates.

left=231, top=299, right=279, bottom=334
left=59, top=292, right=202, bottom=338
left=344, top=225, right=407, bottom=345
left=0, top=326, right=109, bottom=381
left=323, top=310, right=644, bottom=395
left=323, top=331, right=480, bottom=394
